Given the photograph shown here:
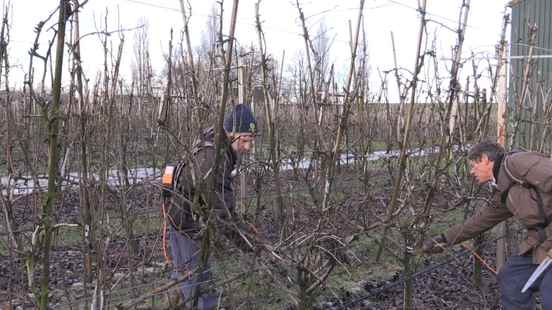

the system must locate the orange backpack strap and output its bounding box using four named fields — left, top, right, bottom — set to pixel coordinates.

left=160, top=162, right=187, bottom=264
left=161, top=162, right=187, bottom=199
